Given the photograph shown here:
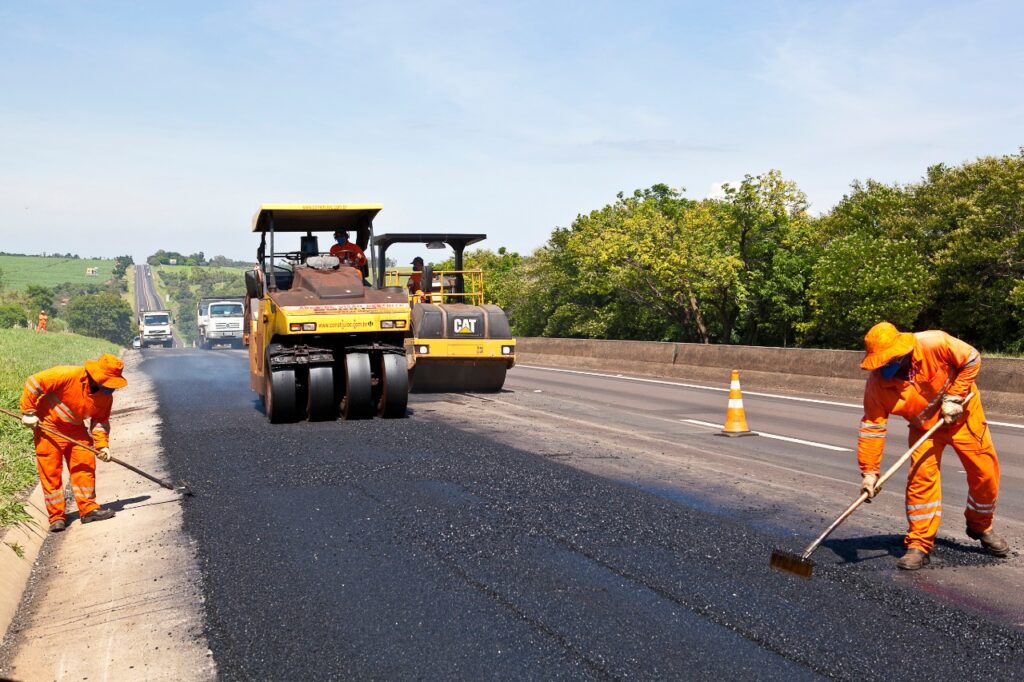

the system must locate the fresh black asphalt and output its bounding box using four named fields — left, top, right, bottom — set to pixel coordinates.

left=146, top=350, right=1024, bottom=680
